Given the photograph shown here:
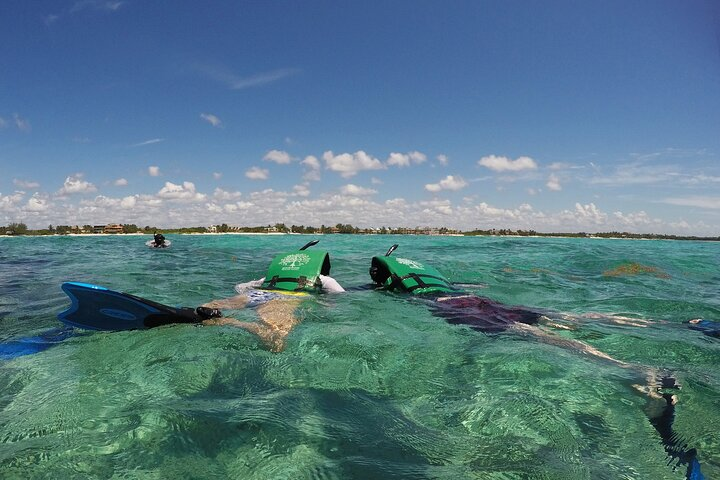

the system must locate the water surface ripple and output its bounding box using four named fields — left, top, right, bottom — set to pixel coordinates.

left=0, top=234, right=718, bottom=478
